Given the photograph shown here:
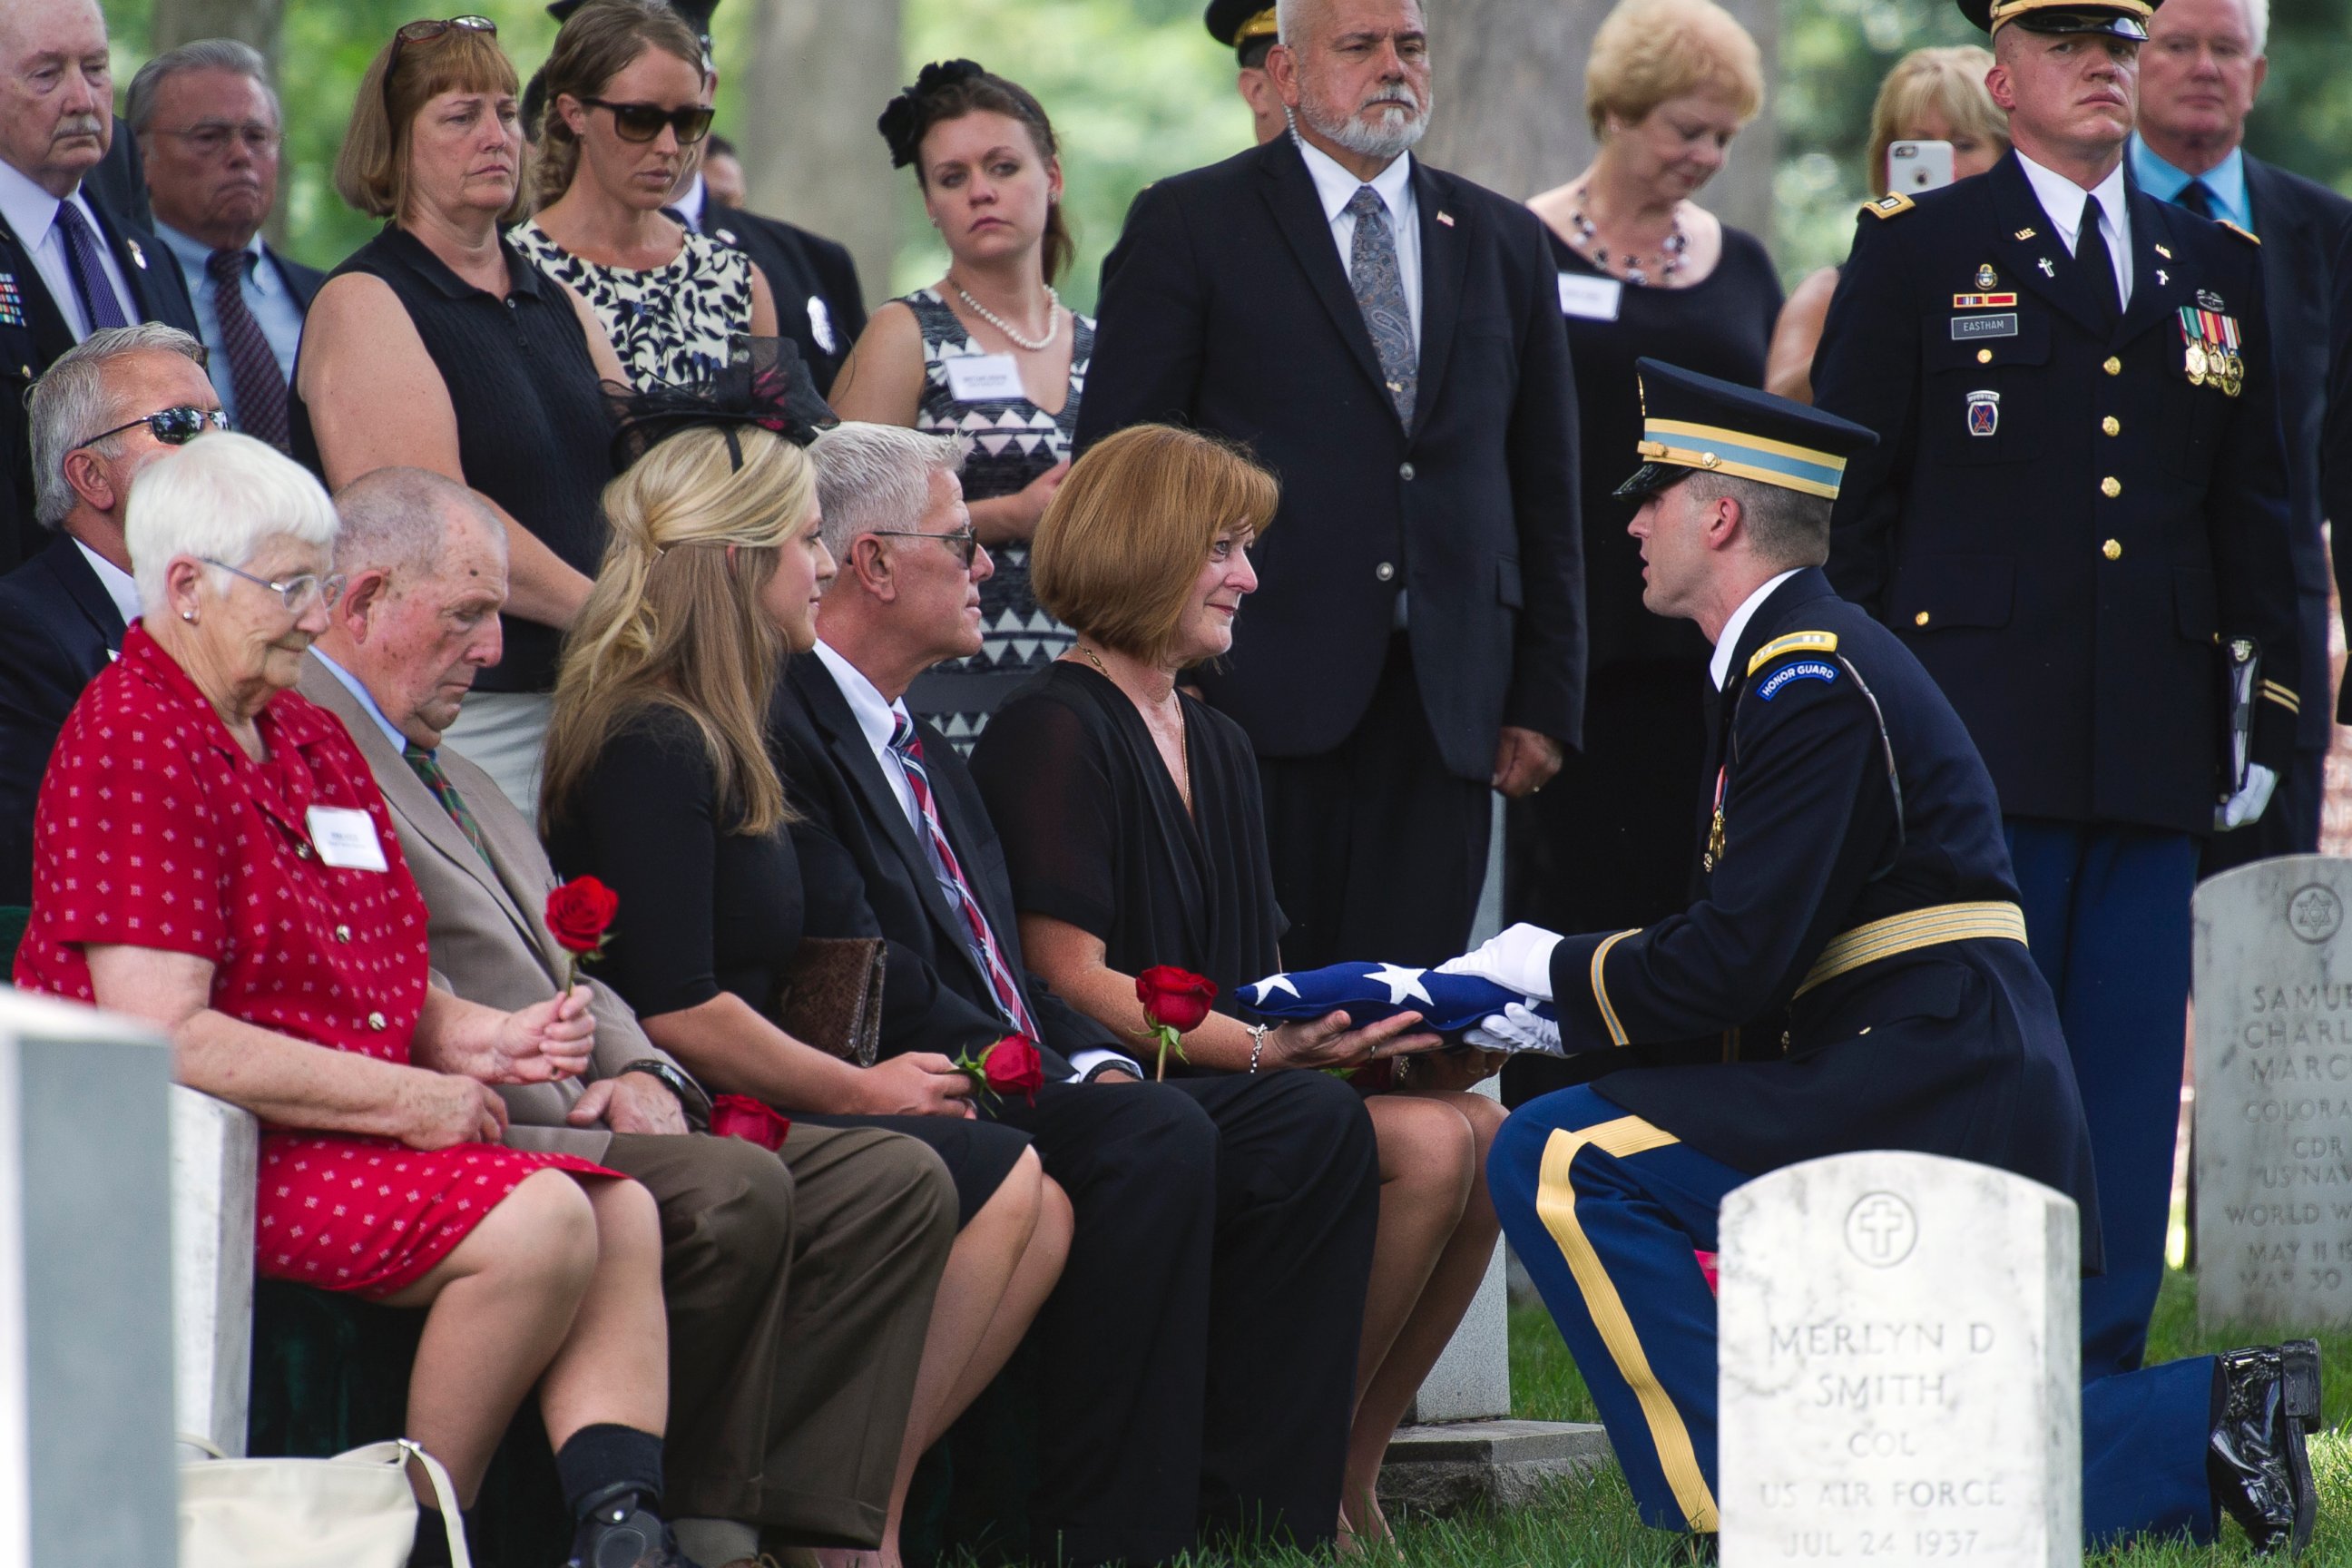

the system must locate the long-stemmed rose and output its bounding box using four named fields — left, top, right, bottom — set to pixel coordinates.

left=1136, top=965, right=1217, bottom=1082
left=955, top=1034, right=1044, bottom=1107
left=544, top=875, right=619, bottom=993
